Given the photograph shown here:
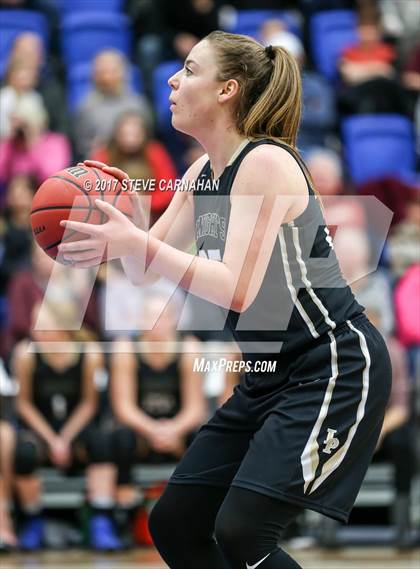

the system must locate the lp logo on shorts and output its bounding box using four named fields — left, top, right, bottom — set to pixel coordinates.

left=322, top=428, right=340, bottom=455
